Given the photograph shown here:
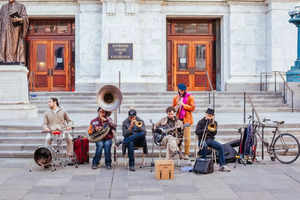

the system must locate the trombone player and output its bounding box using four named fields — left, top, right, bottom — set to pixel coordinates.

left=116, top=109, right=146, bottom=171
left=195, top=108, right=231, bottom=172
